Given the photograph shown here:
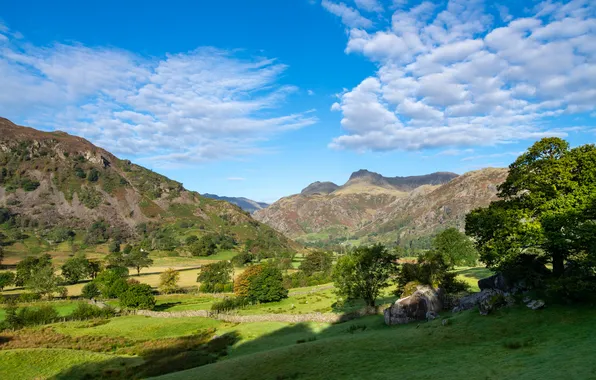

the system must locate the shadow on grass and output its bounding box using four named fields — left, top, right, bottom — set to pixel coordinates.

left=49, top=331, right=241, bottom=380
left=153, top=302, right=183, bottom=311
